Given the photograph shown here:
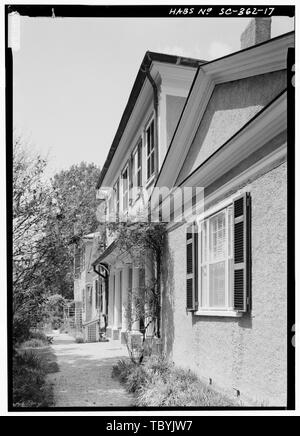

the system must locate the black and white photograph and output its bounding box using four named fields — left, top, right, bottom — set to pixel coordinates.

left=3, top=2, right=297, bottom=417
